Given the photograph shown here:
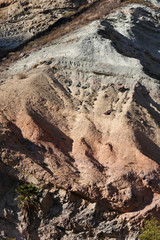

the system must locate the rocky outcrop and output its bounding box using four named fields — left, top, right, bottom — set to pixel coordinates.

left=0, top=0, right=94, bottom=55
left=1, top=0, right=160, bottom=239
left=3, top=3, right=160, bottom=80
